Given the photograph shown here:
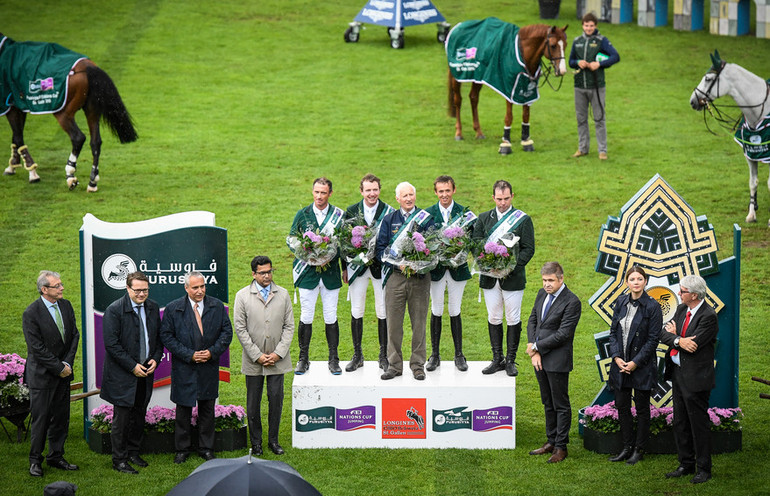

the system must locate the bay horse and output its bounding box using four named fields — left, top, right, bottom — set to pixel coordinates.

left=690, top=50, right=770, bottom=225
left=446, top=21, right=568, bottom=154
left=1, top=33, right=137, bottom=192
